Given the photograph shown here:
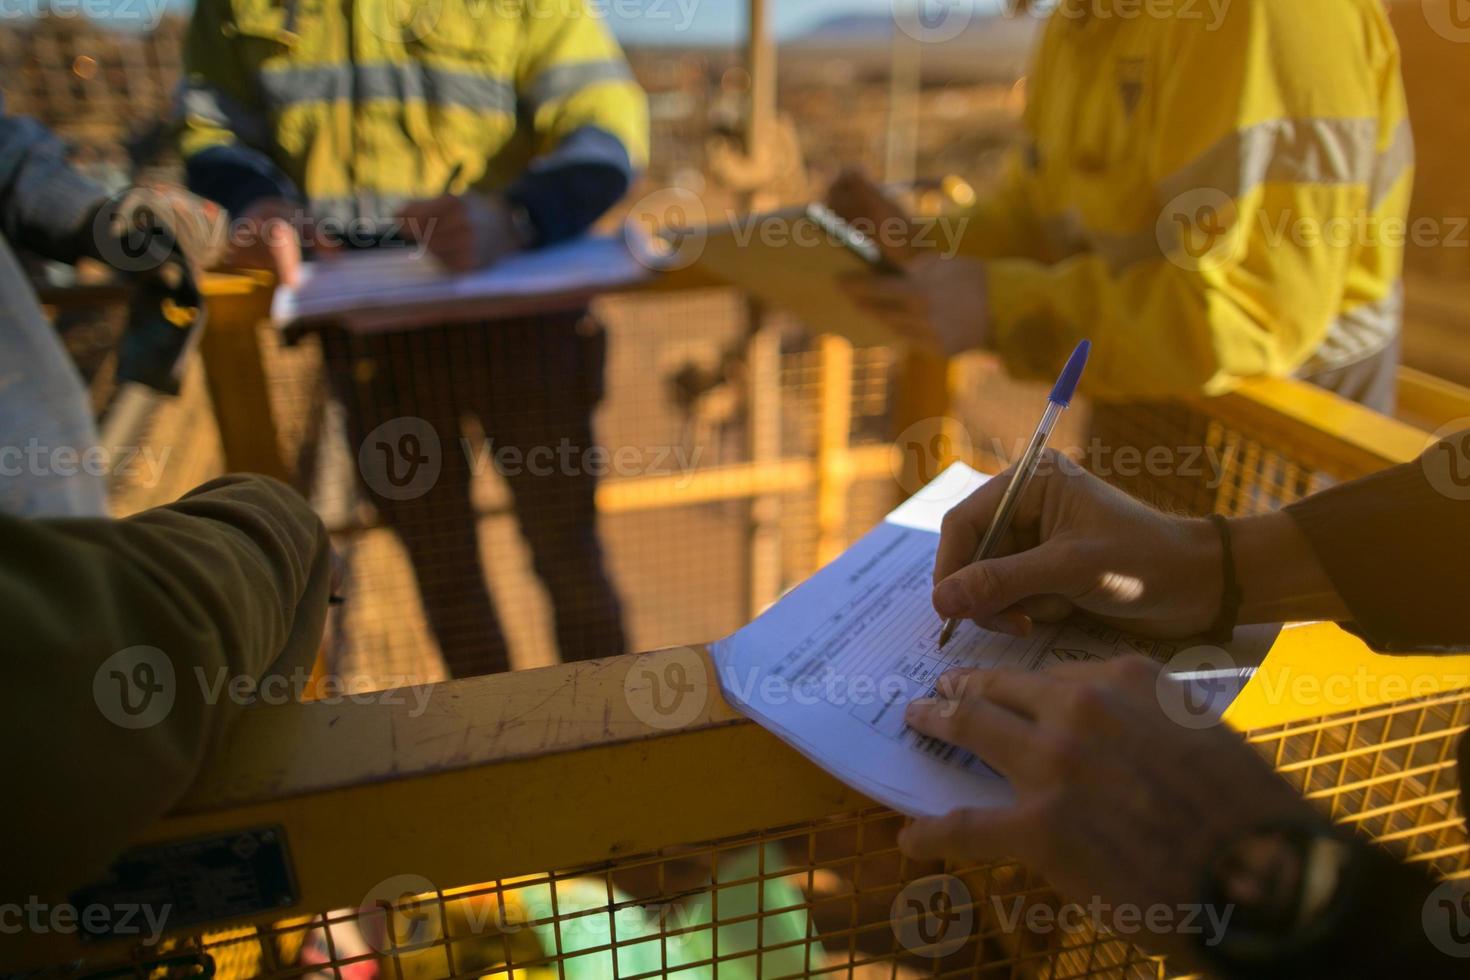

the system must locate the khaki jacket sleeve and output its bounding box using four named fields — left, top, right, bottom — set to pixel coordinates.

left=1, top=474, right=331, bottom=902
